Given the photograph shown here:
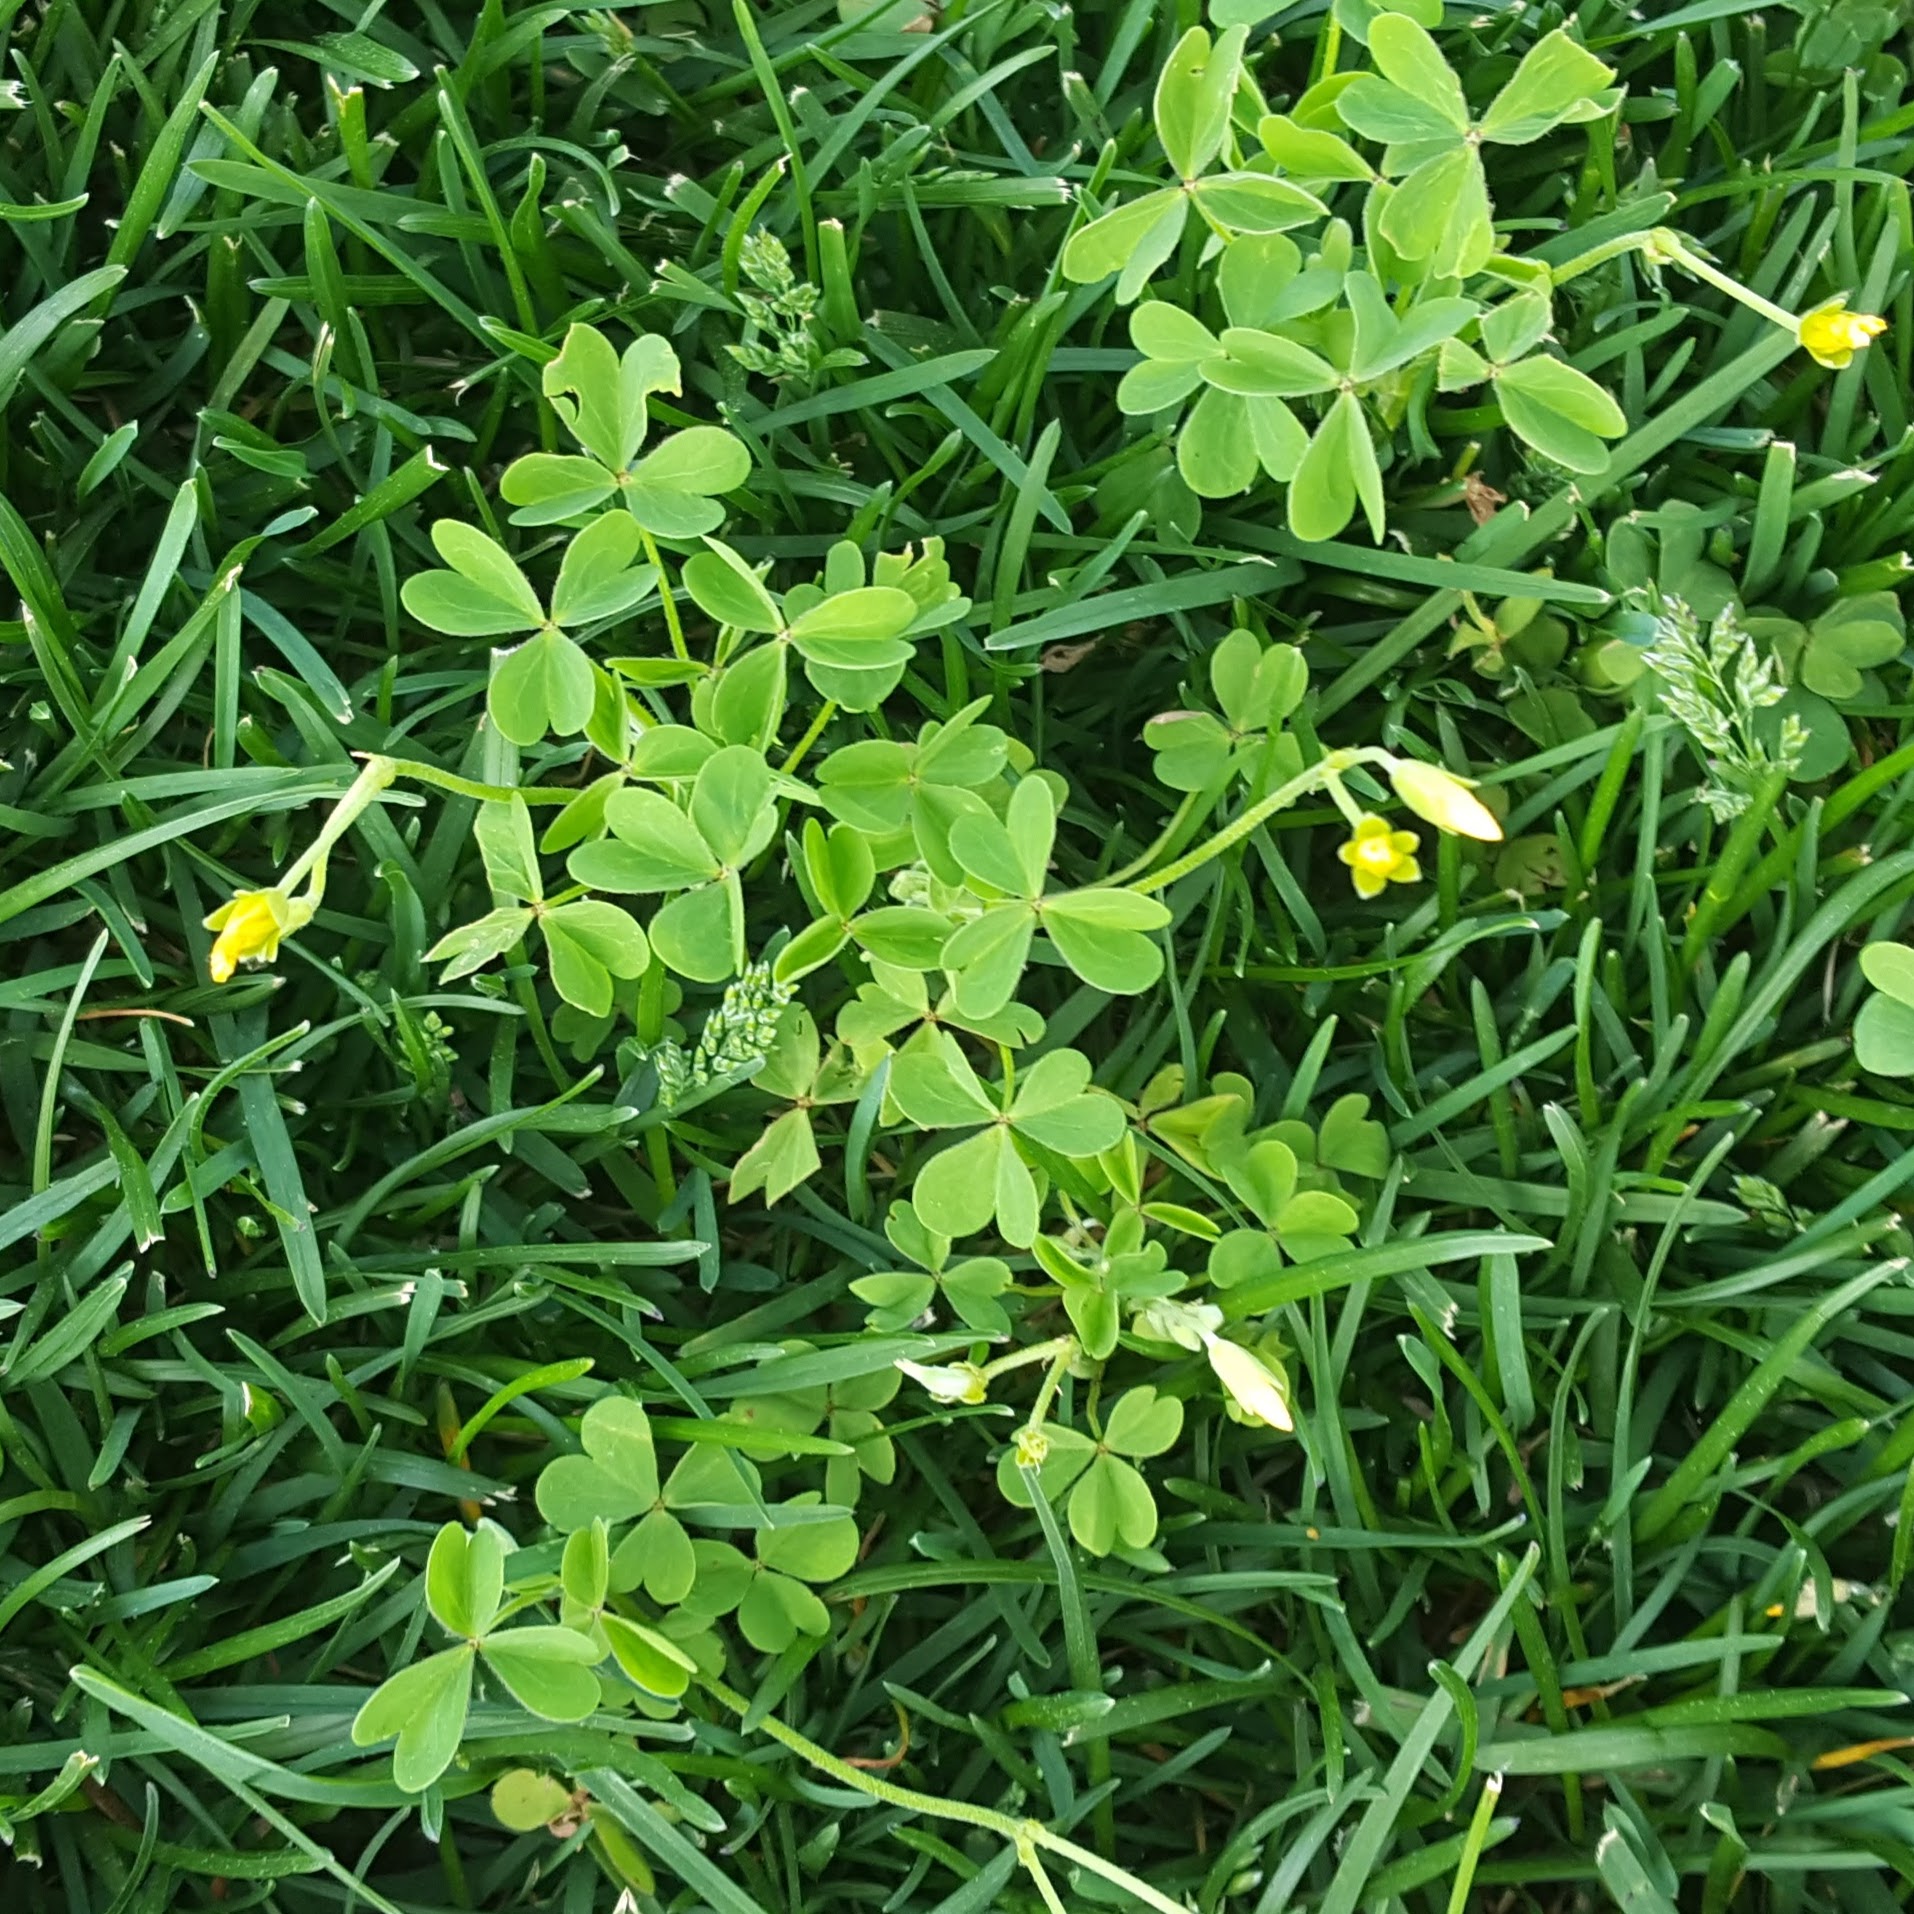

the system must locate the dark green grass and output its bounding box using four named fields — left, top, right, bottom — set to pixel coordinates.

left=3, top=2, right=1914, bottom=1911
